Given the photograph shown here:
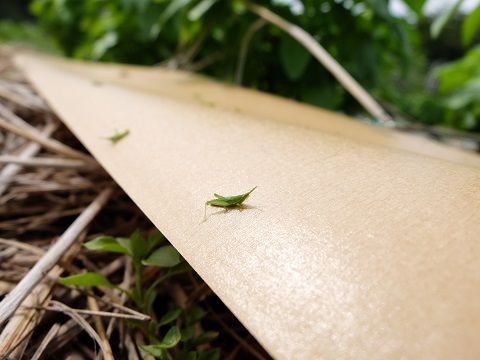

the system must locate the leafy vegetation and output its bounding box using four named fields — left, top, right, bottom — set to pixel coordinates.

left=28, top=0, right=412, bottom=113
left=2, top=0, right=480, bottom=133
left=0, top=20, right=59, bottom=52
left=59, top=230, right=220, bottom=360
left=436, top=45, right=480, bottom=130
left=429, top=3, right=480, bottom=131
